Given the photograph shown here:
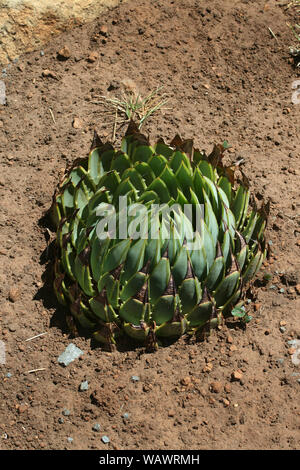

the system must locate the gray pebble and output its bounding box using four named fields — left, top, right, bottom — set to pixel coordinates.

left=58, top=343, right=84, bottom=366
left=58, top=417, right=64, bottom=424
left=123, top=412, right=130, bottom=420
left=62, top=408, right=70, bottom=416
left=131, top=375, right=140, bottom=382
left=279, top=326, right=286, bottom=333
left=67, top=437, right=73, bottom=443
left=80, top=380, right=89, bottom=391
left=92, top=423, right=101, bottom=432
left=101, top=435, right=110, bottom=444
